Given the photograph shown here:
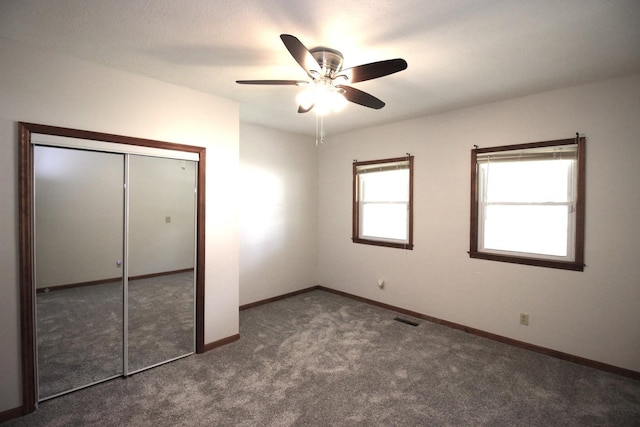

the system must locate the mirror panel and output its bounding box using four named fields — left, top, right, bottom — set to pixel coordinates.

left=127, top=155, right=196, bottom=372
left=34, top=146, right=124, bottom=400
